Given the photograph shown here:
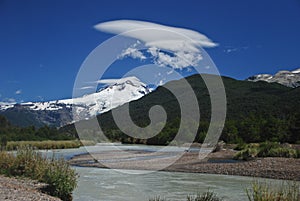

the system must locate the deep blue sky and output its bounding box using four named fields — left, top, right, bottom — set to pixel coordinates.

left=0, top=0, right=300, bottom=102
